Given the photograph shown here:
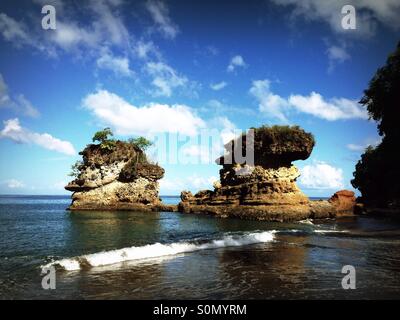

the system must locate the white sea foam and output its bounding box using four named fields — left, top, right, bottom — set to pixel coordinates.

left=314, top=229, right=349, bottom=234
left=42, top=231, right=275, bottom=271
left=299, top=219, right=314, bottom=225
